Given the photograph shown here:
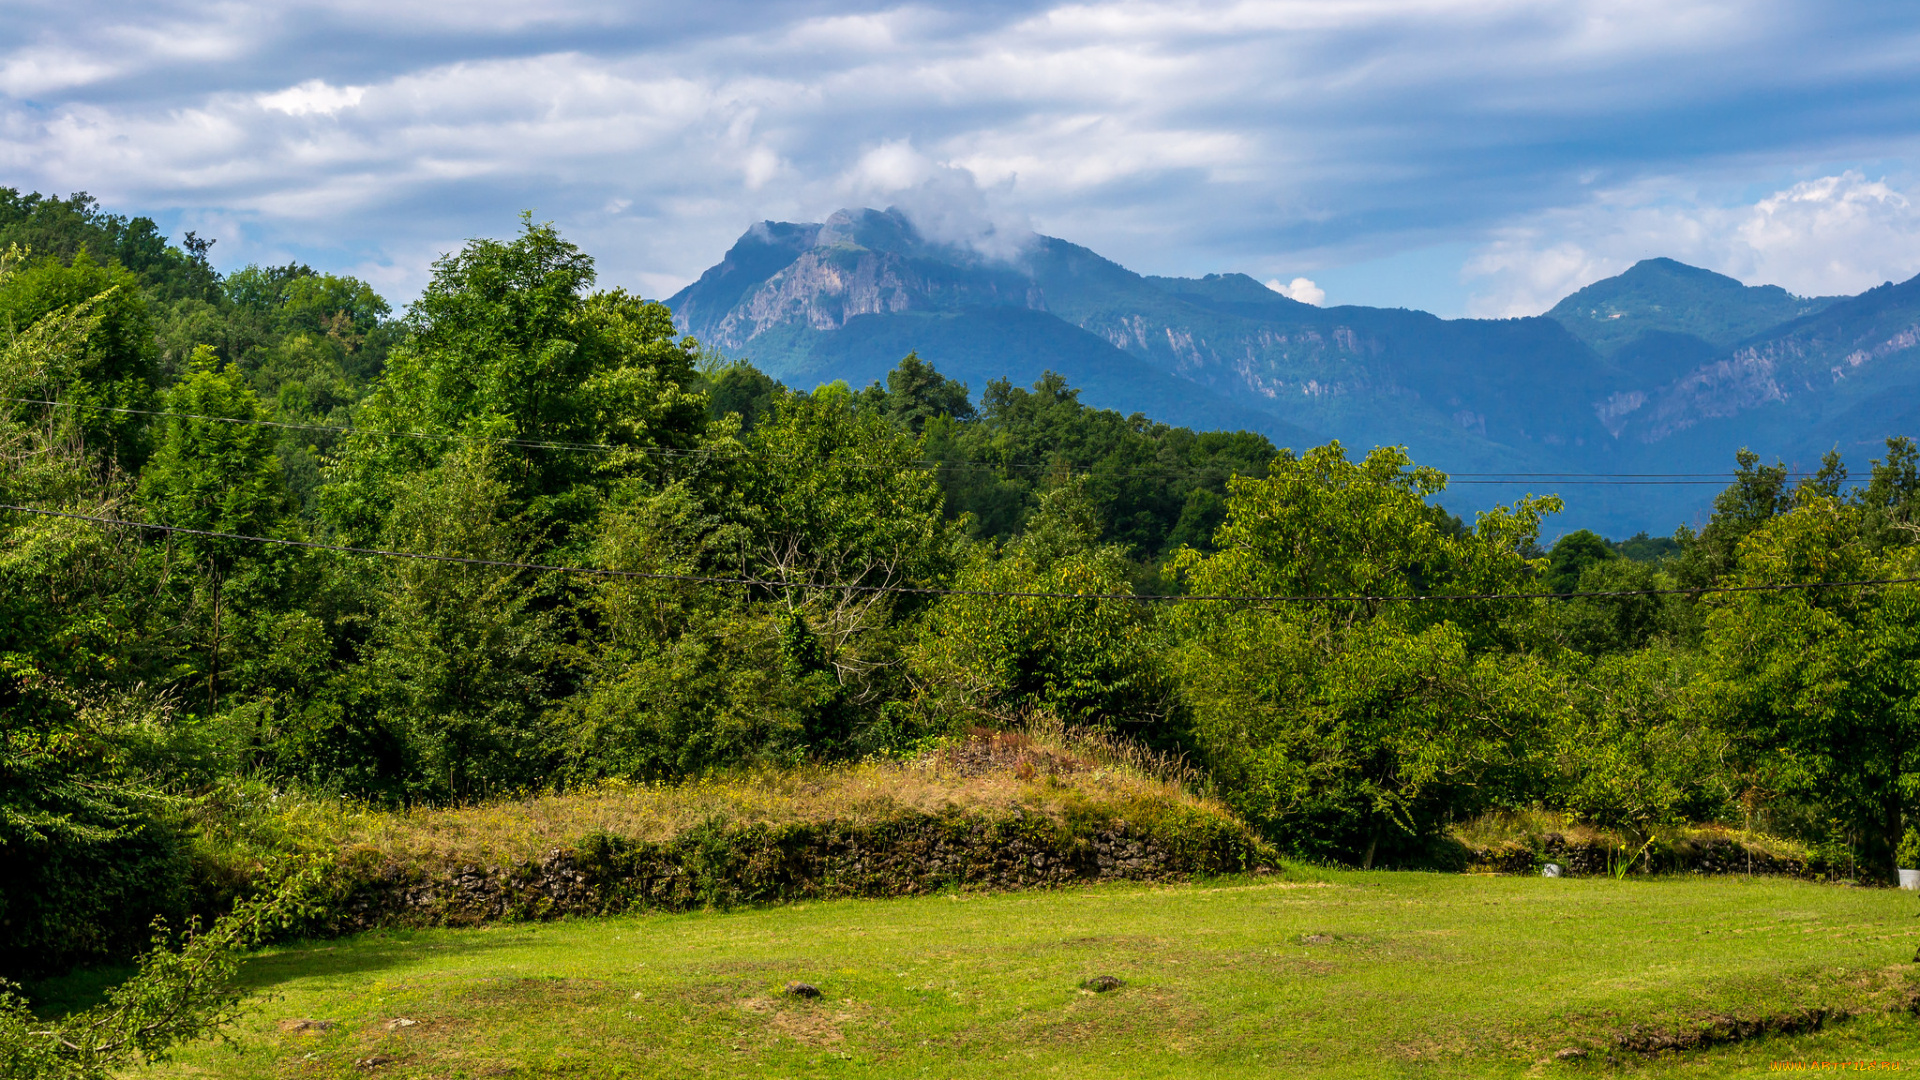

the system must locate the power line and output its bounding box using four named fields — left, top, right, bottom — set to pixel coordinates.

left=0, top=396, right=1860, bottom=487
left=7, top=502, right=1919, bottom=604
left=0, top=396, right=631, bottom=453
